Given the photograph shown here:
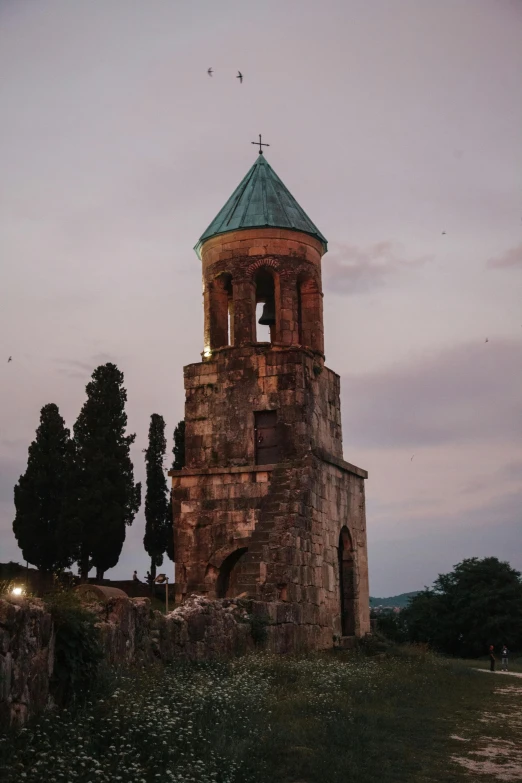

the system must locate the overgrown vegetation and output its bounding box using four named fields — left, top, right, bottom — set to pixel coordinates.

left=249, top=612, right=270, bottom=646
left=44, top=591, right=103, bottom=706
left=0, top=648, right=509, bottom=783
